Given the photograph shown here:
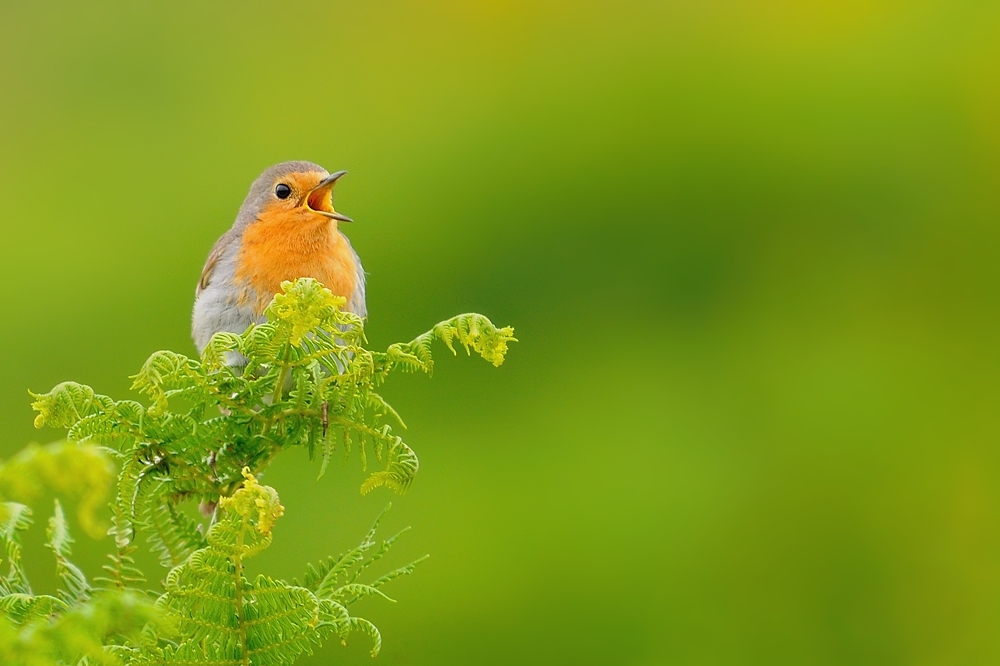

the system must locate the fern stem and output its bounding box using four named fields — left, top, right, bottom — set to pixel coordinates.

left=270, top=347, right=292, bottom=405
left=234, top=514, right=251, bottom=666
